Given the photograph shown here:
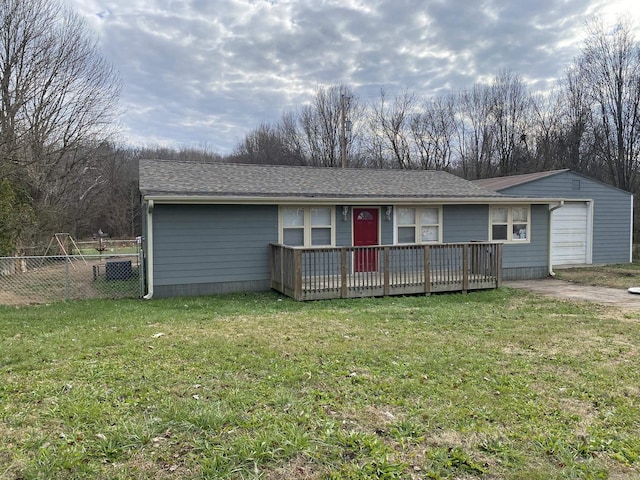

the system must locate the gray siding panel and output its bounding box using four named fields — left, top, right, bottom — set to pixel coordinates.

left=153, top=204, right=278, bottom=290
left=381, top=209, right=394, bottom=245
left=443, top=204, right=549, bottom=271
left=500, top=172, right=632, bottom=264
left=154, top=280, right=271, bottom=298
left=335, top=207, right=352, bottom=246
left=443, top=205, right=489, bottom=242
left=502, top=205, right=549, bottom=270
